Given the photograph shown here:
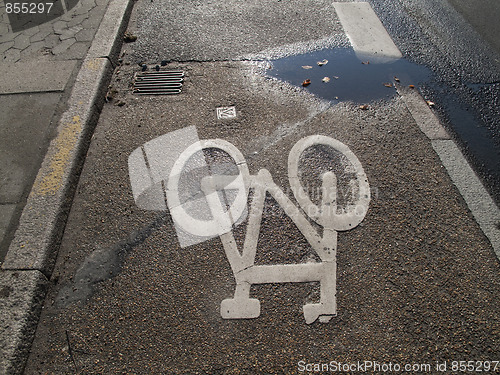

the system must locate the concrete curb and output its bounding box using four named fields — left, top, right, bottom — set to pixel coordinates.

left=0, top=271, right=47, bottom=375
left=0, top=0, right=133, bottom=372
